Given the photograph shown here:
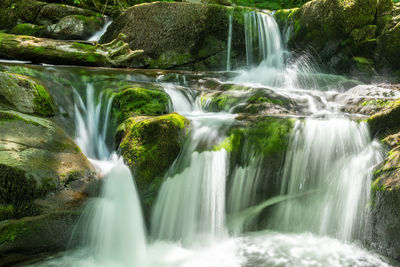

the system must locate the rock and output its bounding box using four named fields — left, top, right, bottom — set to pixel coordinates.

left=275, top=0, right=392, bottom=74
left=0, top=110, right=94, bottom=219
left=0, top=0, right=46, bottom=31
left=0, top=32, right=144, bottom=68
left=100, top=2, right=250, bottom=70
left=334, top=84, right=400, bottom=116
left=119, top=113, right=190, bottom=188
left=43, top=15, right=105, bottom=40
left=10, top=23, right=45, bottom=37
left=369, top=145, right=400, bottom=261
left=367, top=99, right=400, bottom=137
left=377, top=21, right=400, bottom=70
left=0, top=72, right=55, bottom=117
left=0, top=211, right=81, bottom=265
left=200, top=84, right=296, bottom=115
left=112, top=86, right=170, bottom=125
left=35, top=3, right=97, bottom=25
